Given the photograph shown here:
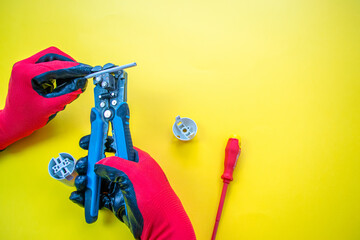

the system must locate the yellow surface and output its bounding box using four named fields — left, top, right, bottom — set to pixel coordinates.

left=0, top=0, right=359, bottom=239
